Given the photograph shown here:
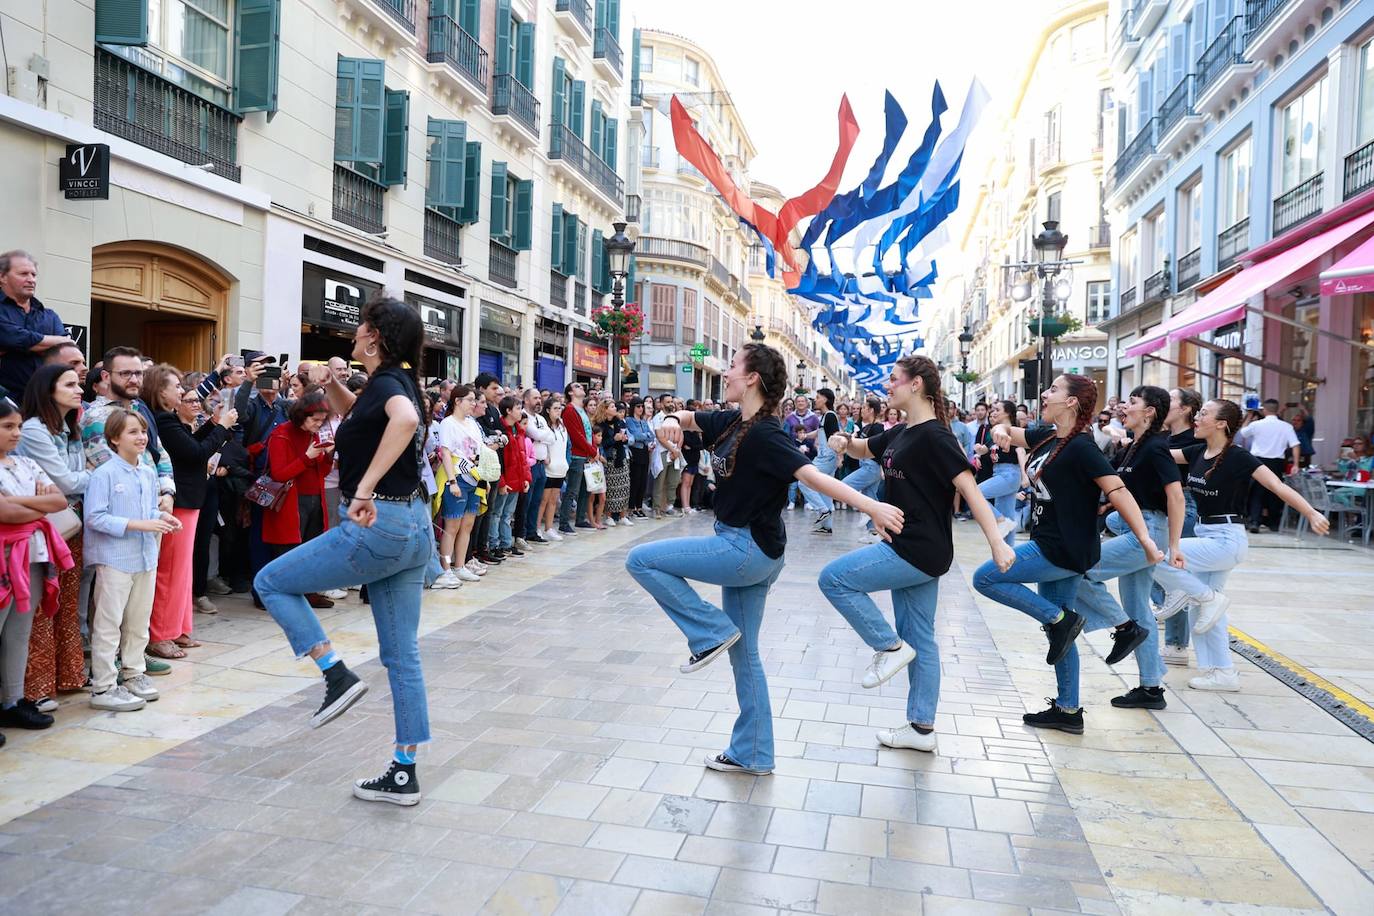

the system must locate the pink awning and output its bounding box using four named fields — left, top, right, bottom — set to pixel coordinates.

left=1125, top=207, right=1374, bottom=358
left=1320, top=234, right=1374, bottom=295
